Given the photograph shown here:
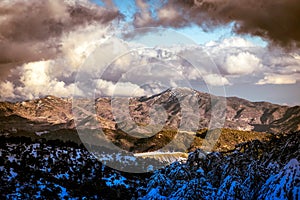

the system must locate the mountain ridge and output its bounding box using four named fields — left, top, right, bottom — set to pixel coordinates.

left=0, top=89, right=299, bottom=134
